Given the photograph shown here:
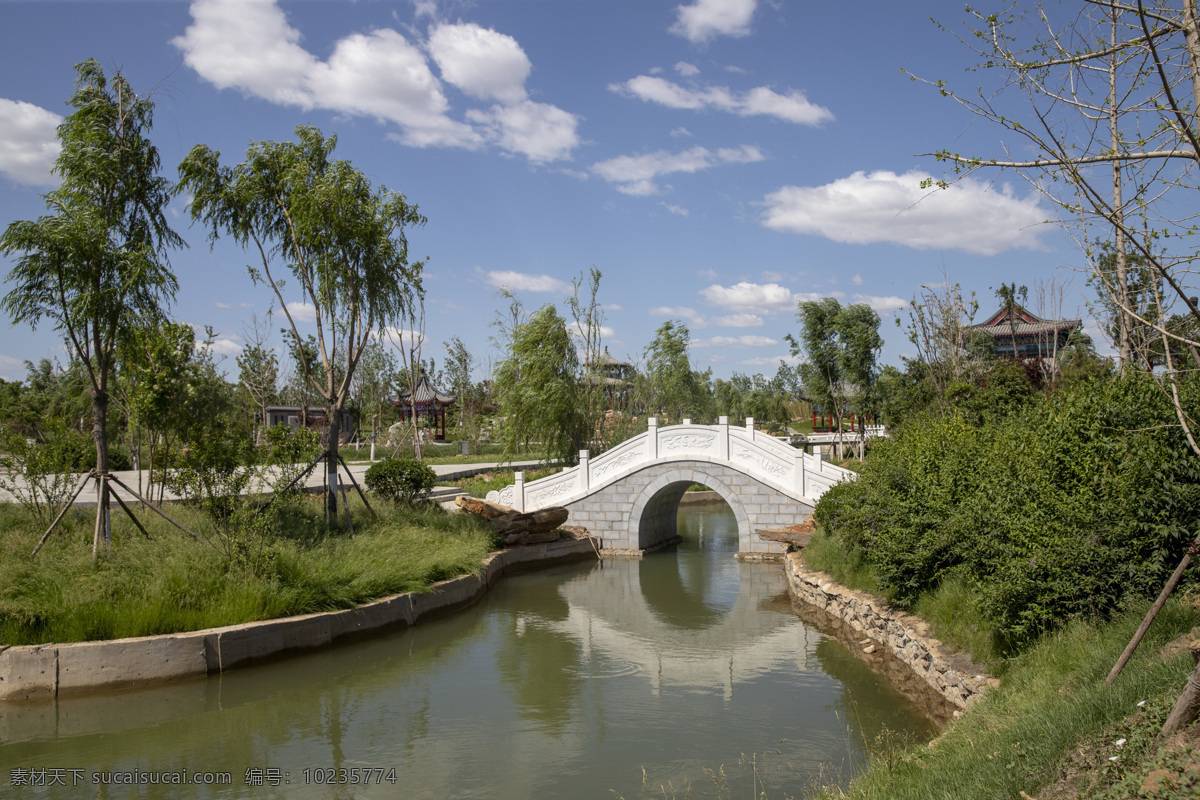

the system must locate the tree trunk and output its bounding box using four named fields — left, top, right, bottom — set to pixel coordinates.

left=1109, top=9, right=1134, bottom=375
left=326, top=402, right=341, bottom=517
left=1160, top=643, right=1200, bottom=740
